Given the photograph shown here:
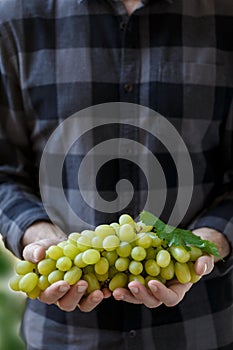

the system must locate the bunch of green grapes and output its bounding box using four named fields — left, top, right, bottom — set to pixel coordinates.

left=9, top=214, right=205, bottom=299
